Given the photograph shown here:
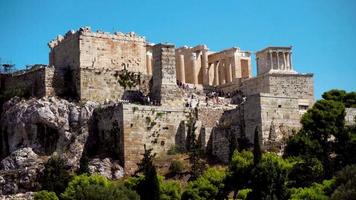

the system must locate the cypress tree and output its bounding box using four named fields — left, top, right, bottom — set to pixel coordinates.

left=136, top=145, right=160, bottom=200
